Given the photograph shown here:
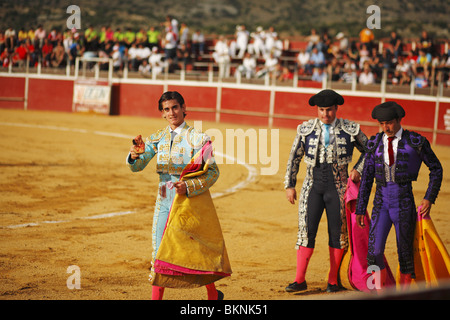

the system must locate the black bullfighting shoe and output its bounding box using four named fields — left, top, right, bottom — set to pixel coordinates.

left=285, top=281, right=307, bottom=292
left=326, top=283, right=345, bottom=293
